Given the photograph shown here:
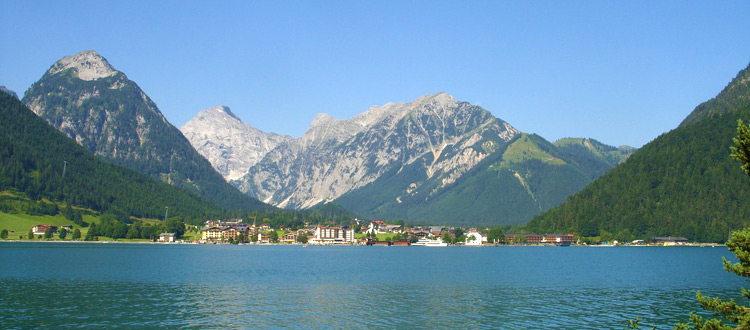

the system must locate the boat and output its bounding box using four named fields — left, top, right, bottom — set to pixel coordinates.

left=411, top=237, right=448, bottom=247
